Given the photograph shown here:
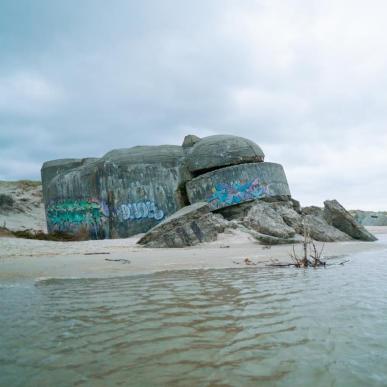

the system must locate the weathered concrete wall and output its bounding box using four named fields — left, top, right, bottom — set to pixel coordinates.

left=41, top=158, right=98, bottom=203
left=44, top=159, right=109, bottom=239
left=43, top=146, right=189, bottom=239
left=186, top=162, right=291, bottom=210
left=100, top=146, right=189, bottom=238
